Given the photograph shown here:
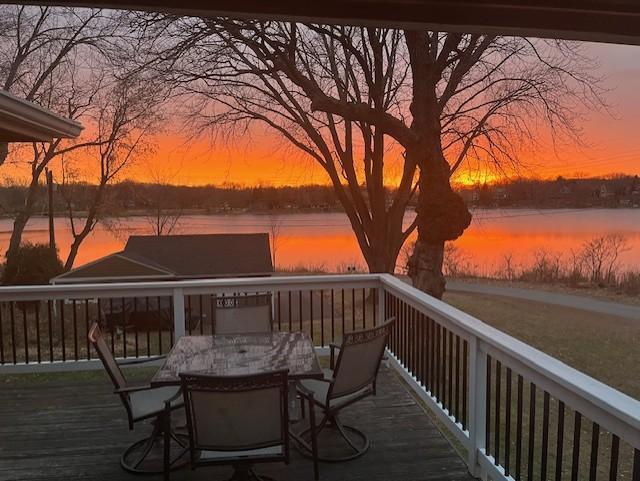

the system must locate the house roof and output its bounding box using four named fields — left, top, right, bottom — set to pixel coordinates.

left=22, top=0, right=640, bottom=46
left=52, top=233, right=273, bottom=283
left=0, top=90, right=83, bottom=142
